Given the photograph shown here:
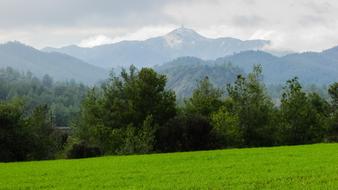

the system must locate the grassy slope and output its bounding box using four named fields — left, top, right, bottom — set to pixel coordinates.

left=1, top=144, right=338, bottom=189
